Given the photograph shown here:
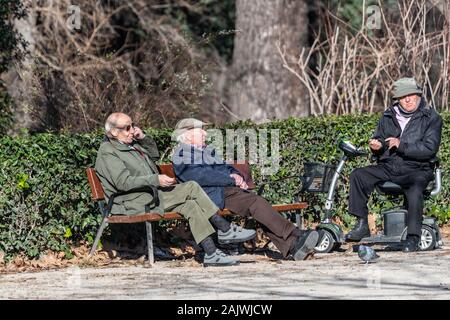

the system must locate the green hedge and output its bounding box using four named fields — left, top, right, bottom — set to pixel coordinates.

left=1, top=114, right=449, bottom=260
